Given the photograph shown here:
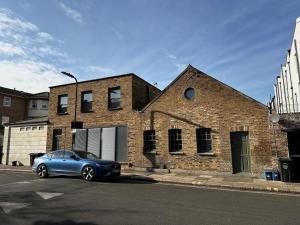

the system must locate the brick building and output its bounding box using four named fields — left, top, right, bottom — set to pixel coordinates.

left=0, top=87, right=49, bottom=165
left=47, top=65, right=288, bottom=175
